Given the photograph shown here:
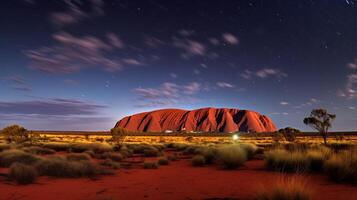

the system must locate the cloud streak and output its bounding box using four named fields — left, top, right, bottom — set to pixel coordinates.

left=133, top=82, right=201, bottom=107
left=241, top=68, right=287, bottom=80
